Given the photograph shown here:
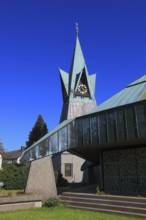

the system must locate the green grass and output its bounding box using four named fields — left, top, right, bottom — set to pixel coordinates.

left=0, top=207, right=145, bottom=220
left=0, top=189, right=24, bottom=196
